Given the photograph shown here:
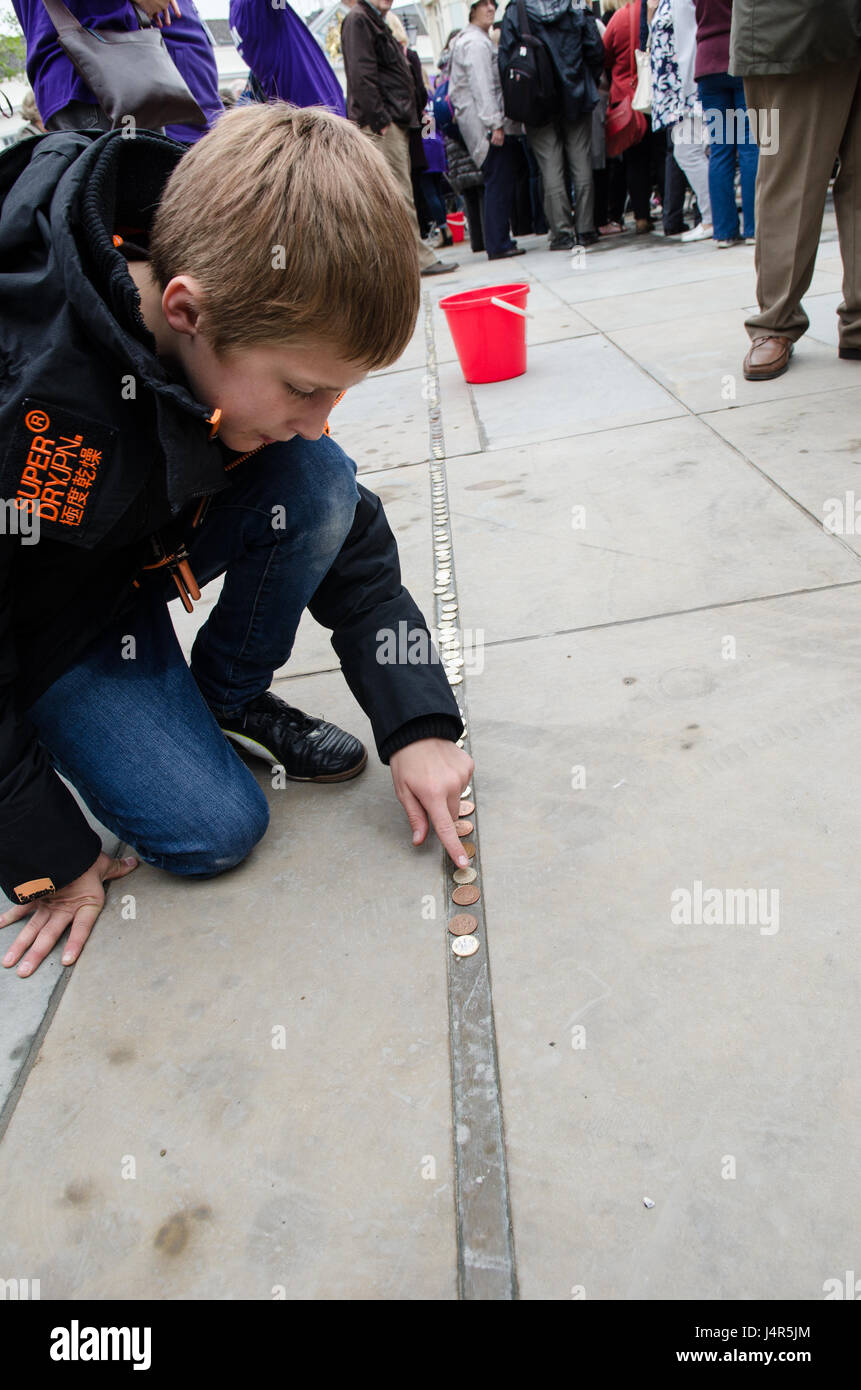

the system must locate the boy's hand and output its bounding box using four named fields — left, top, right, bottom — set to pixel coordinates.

left=138, top=0, right=181, bottom=26
left=1, top=851, right=138, bottom=978
left=389, top=738, right=475, bottom=869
